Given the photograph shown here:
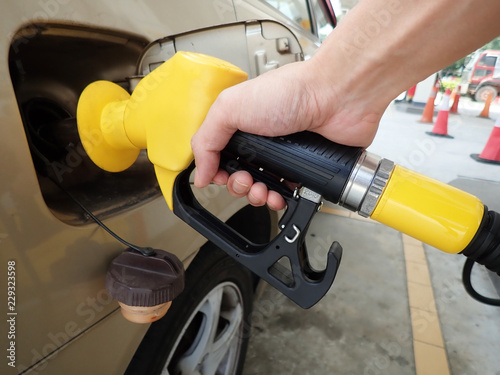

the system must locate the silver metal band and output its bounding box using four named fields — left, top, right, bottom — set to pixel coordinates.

left=358, top=158, right=394, bottom=217
left=339, top=151, right=381, bottom=212
left=339, top=151, right=394, bottom=217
